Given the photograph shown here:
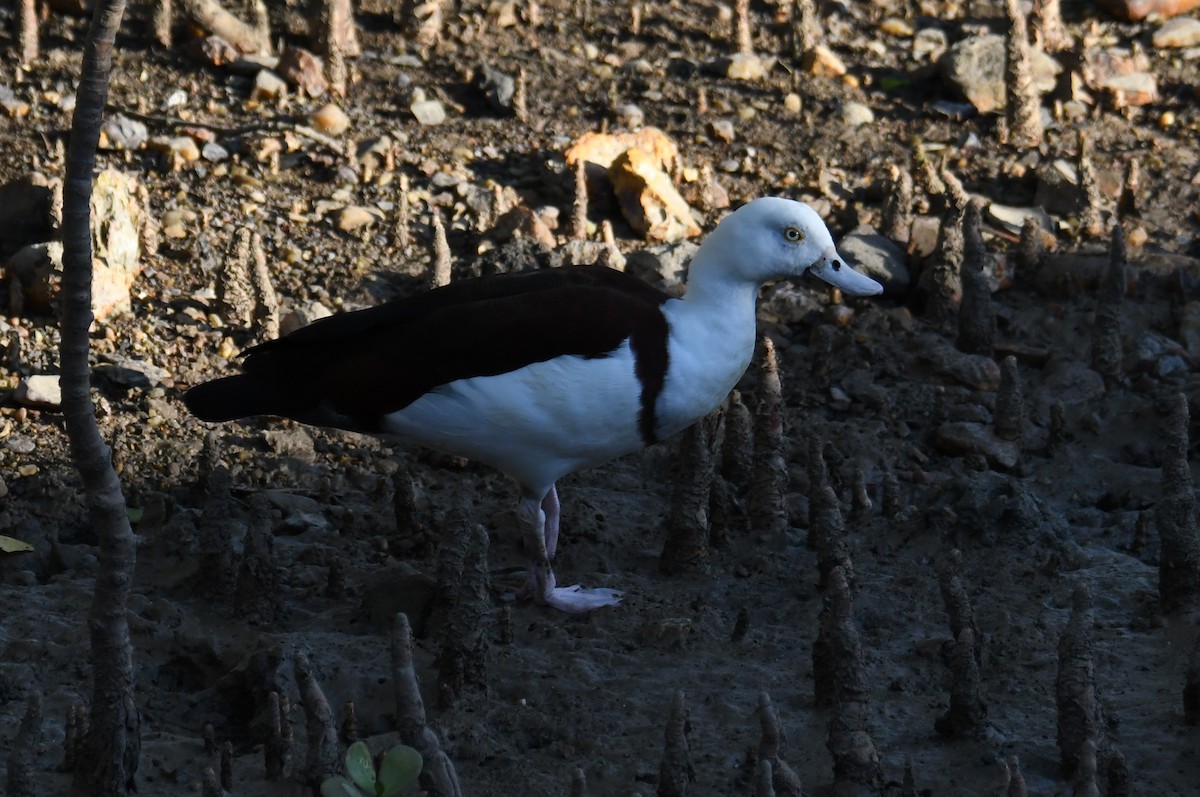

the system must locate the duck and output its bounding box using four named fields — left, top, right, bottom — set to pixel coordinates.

left=183, top=197, right=883, bottom=613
